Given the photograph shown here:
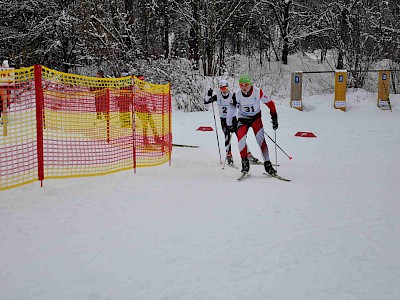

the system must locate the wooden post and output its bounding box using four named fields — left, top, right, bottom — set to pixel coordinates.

left=334, top=70, right=347, bottom=111
left=290, top=71, right=303, bottom=110
left=377, top=70, right=391, bottom=110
